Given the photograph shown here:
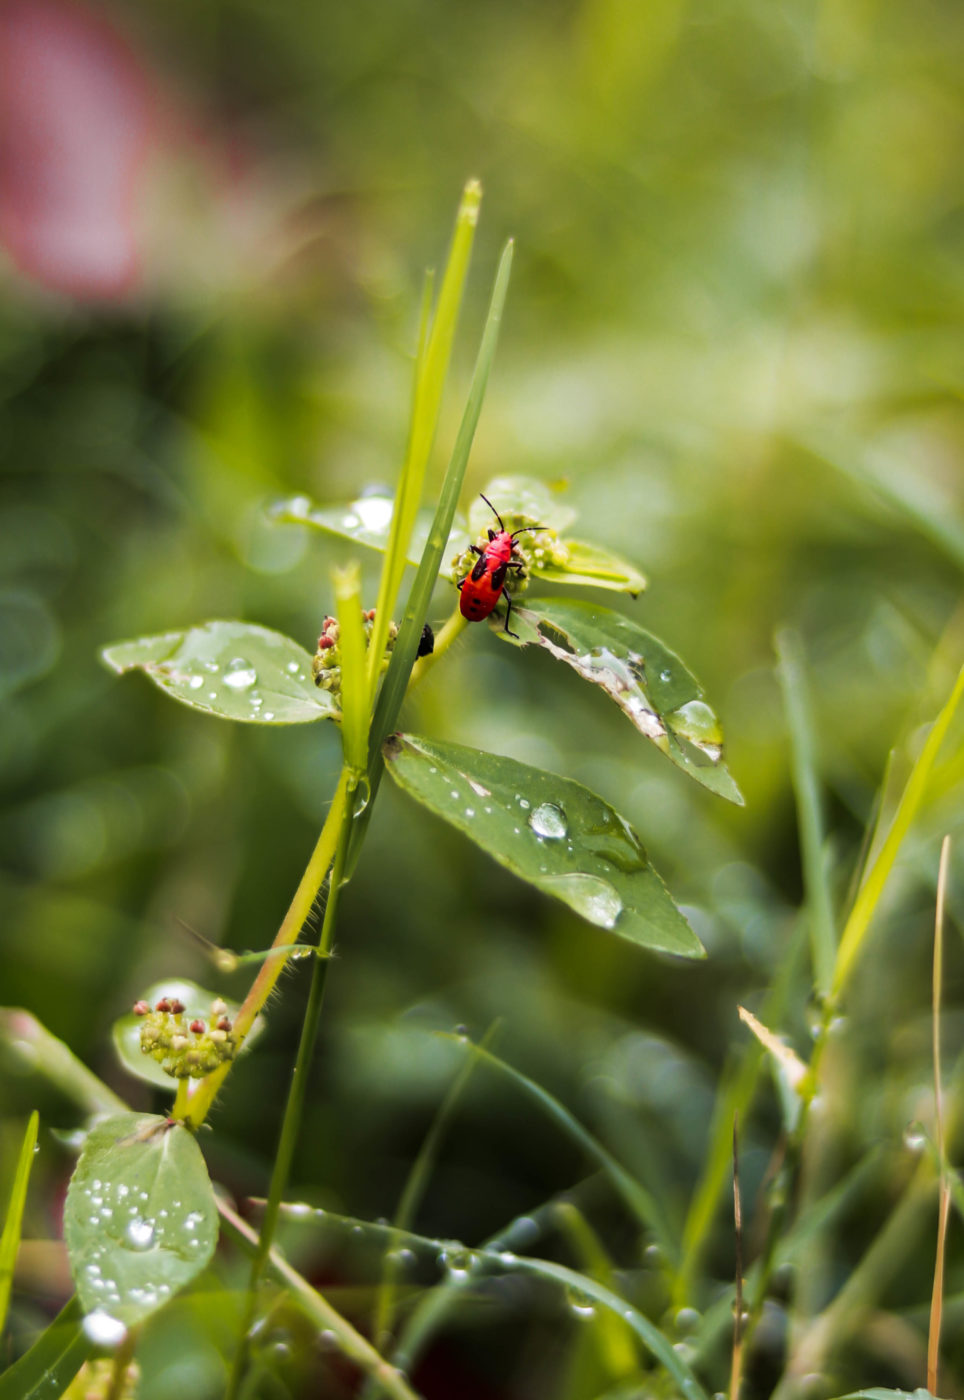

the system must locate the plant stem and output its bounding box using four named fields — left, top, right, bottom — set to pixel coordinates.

left=409, top=607, right=467, bottom=687
left=225, top=772, right=356, bottom=1400
left=183, top=767, right=353, bottom=1130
